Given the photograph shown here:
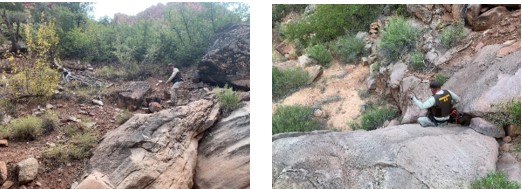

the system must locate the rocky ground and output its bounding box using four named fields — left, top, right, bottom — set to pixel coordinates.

left=0, top=66, right=189, bottom=188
